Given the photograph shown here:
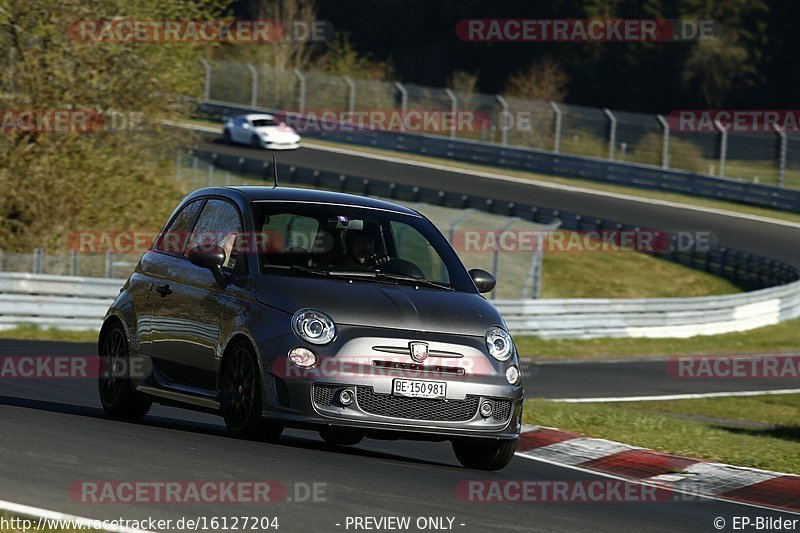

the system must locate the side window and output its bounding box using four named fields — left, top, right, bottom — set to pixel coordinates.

left=185, top=199, right=244, bottom=270
left=154, top=200, right=204, bottom=255
left=389, top=221, right=450, bottom=283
